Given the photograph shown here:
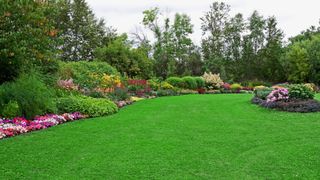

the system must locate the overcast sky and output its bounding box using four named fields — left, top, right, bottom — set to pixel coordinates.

left=87, top=0, right=320, bottom=44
